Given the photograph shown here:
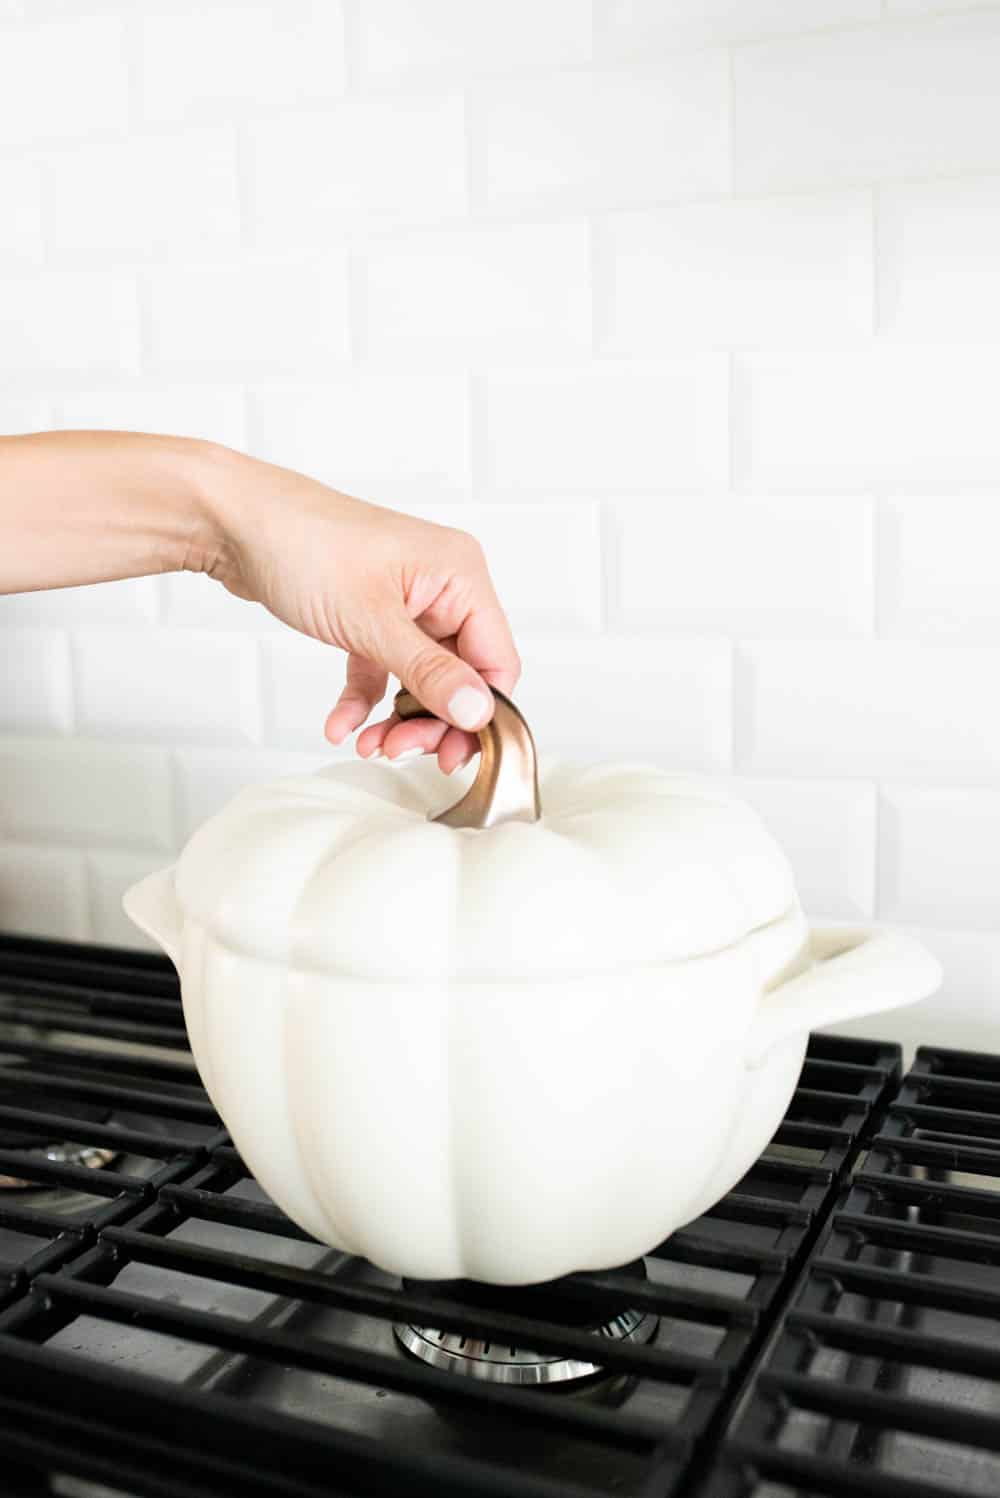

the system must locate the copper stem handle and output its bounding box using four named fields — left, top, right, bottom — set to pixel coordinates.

left=393, top=686, right=541, bottom=830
